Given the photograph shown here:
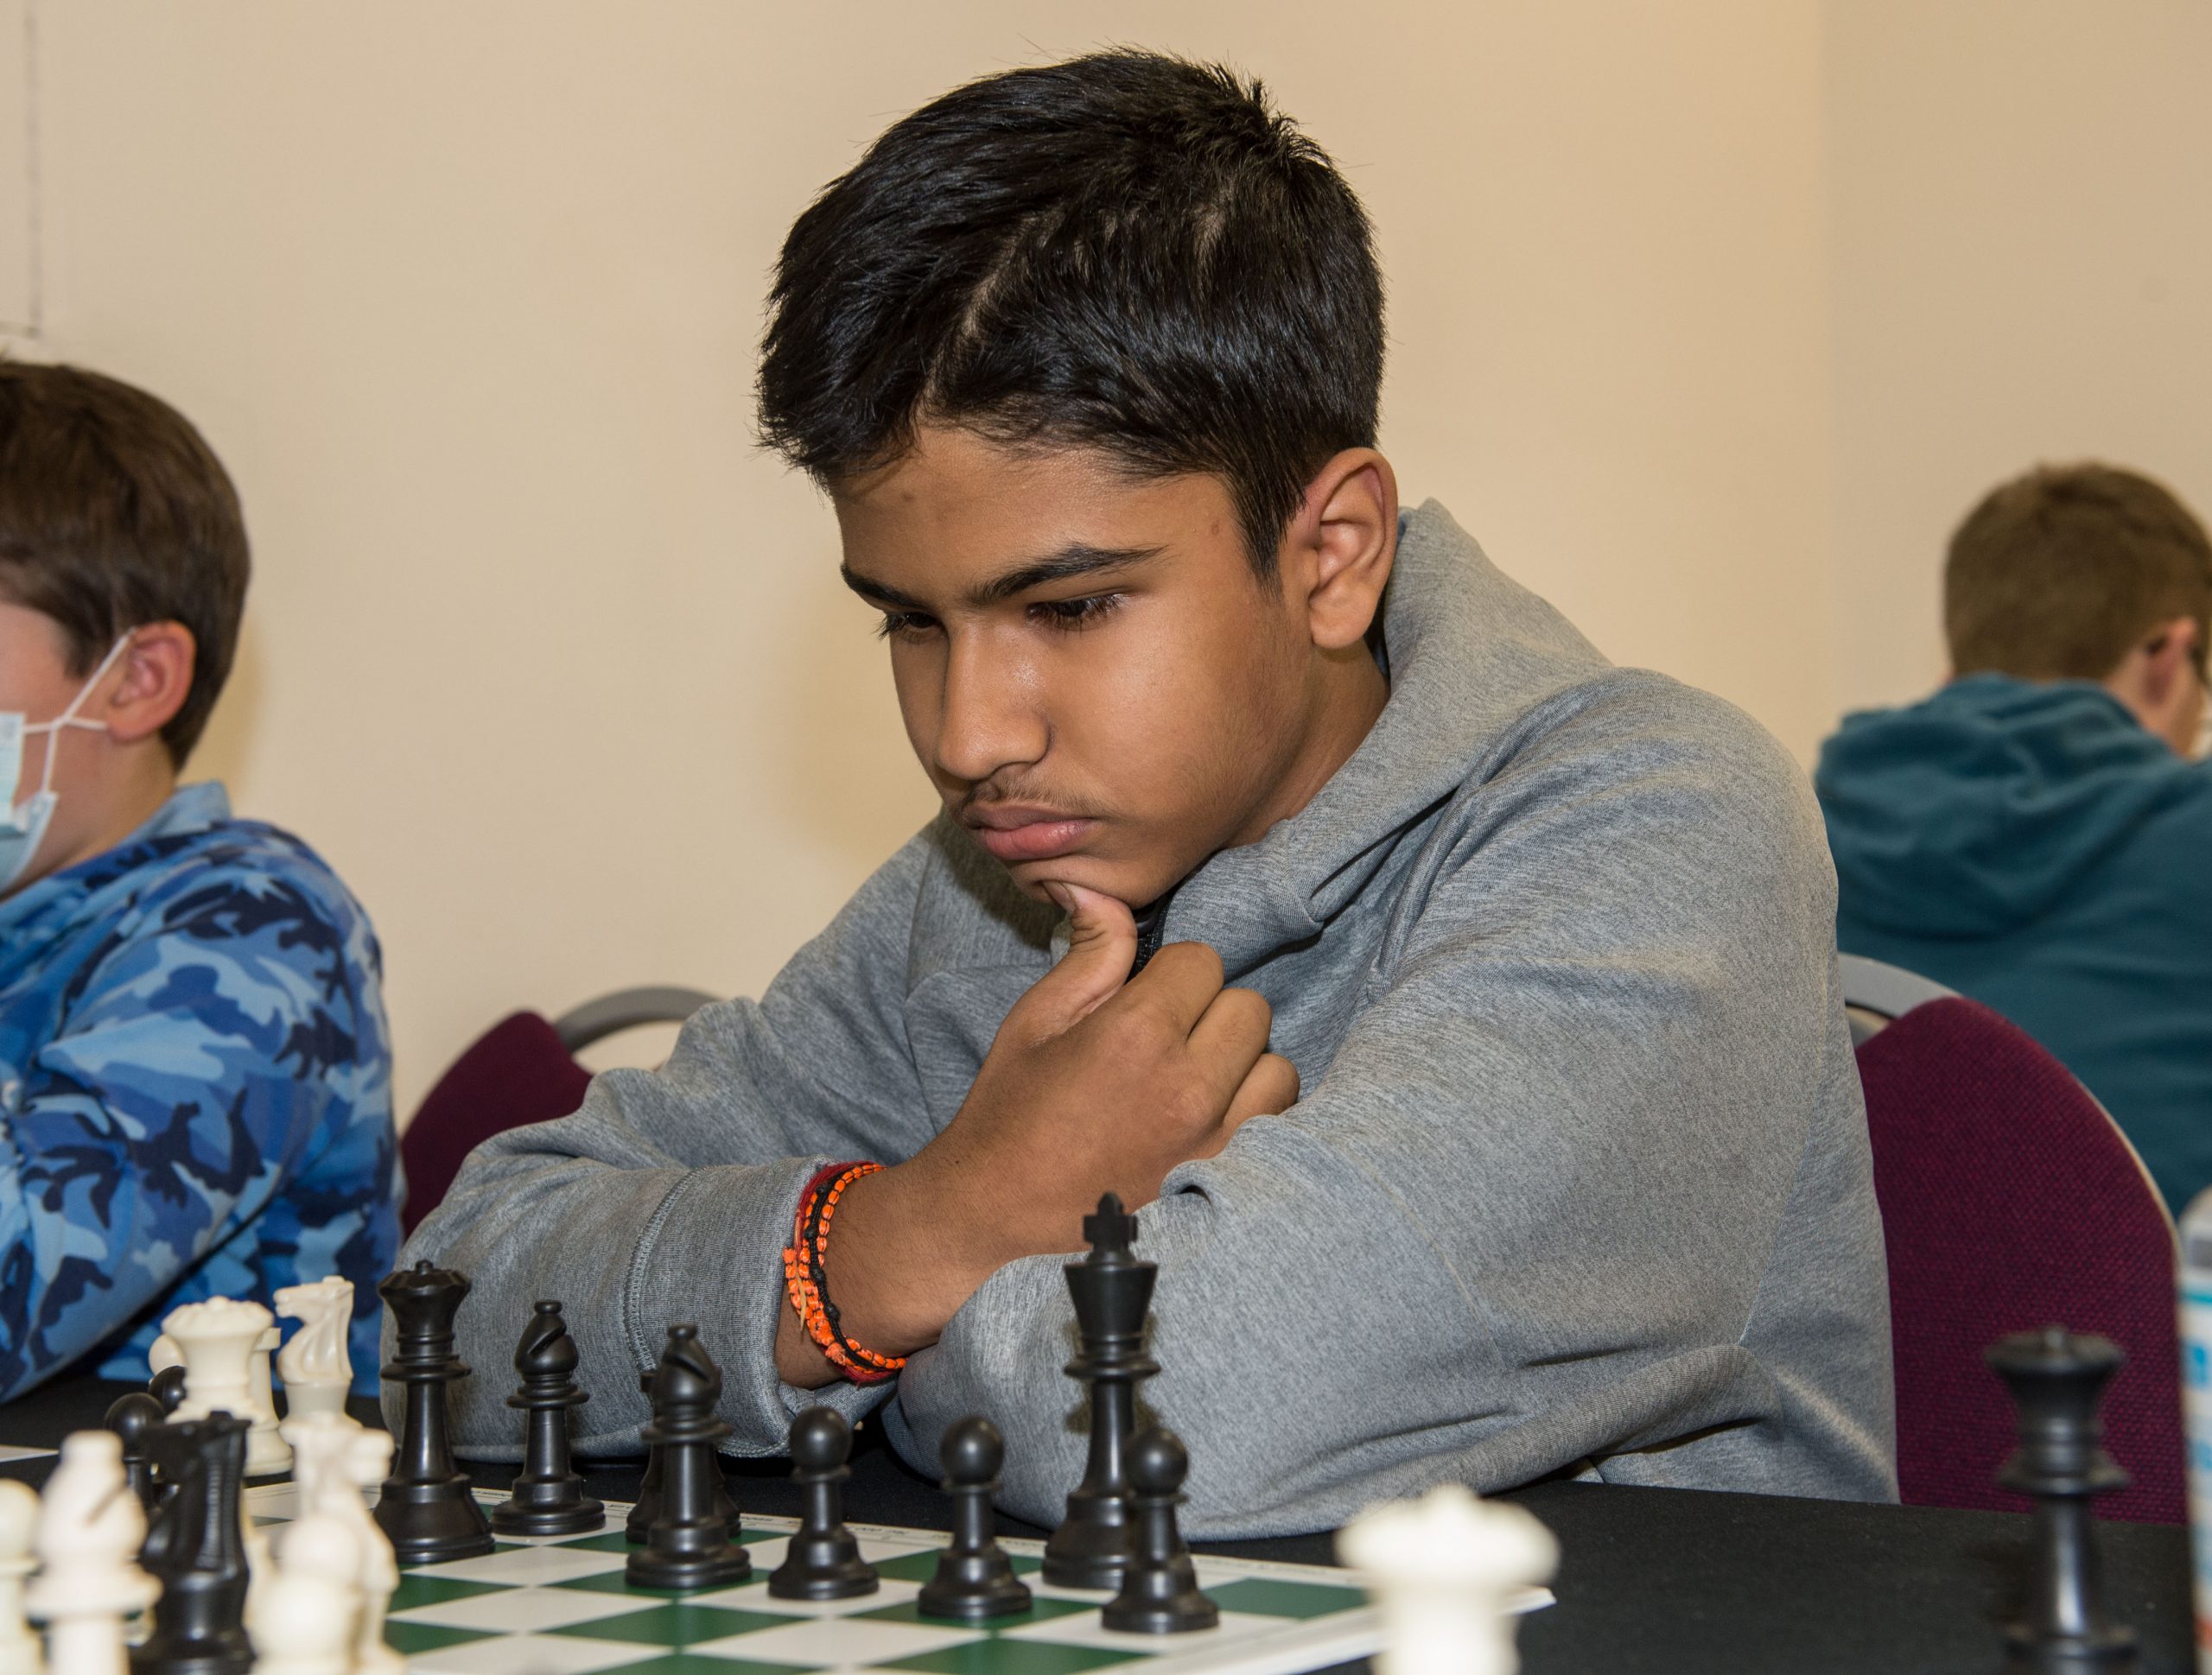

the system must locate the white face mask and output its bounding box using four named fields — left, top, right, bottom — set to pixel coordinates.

left=0, top=634, right=135, bottom=893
